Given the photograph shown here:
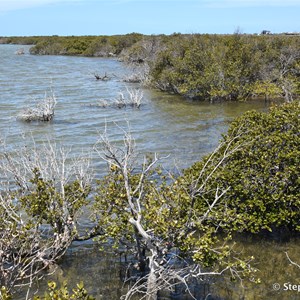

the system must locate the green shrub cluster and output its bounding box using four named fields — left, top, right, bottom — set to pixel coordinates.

left=182, top=101, right=300, bottom=233
left=149, top=34, right=300, bottom=101
left=12, top=34, right=144, bottom=56
left=1, top=282, right=95, bottom=300
left=34, top=281, right=95, bottom=300
left=6, top=33, right=300, bottom=101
